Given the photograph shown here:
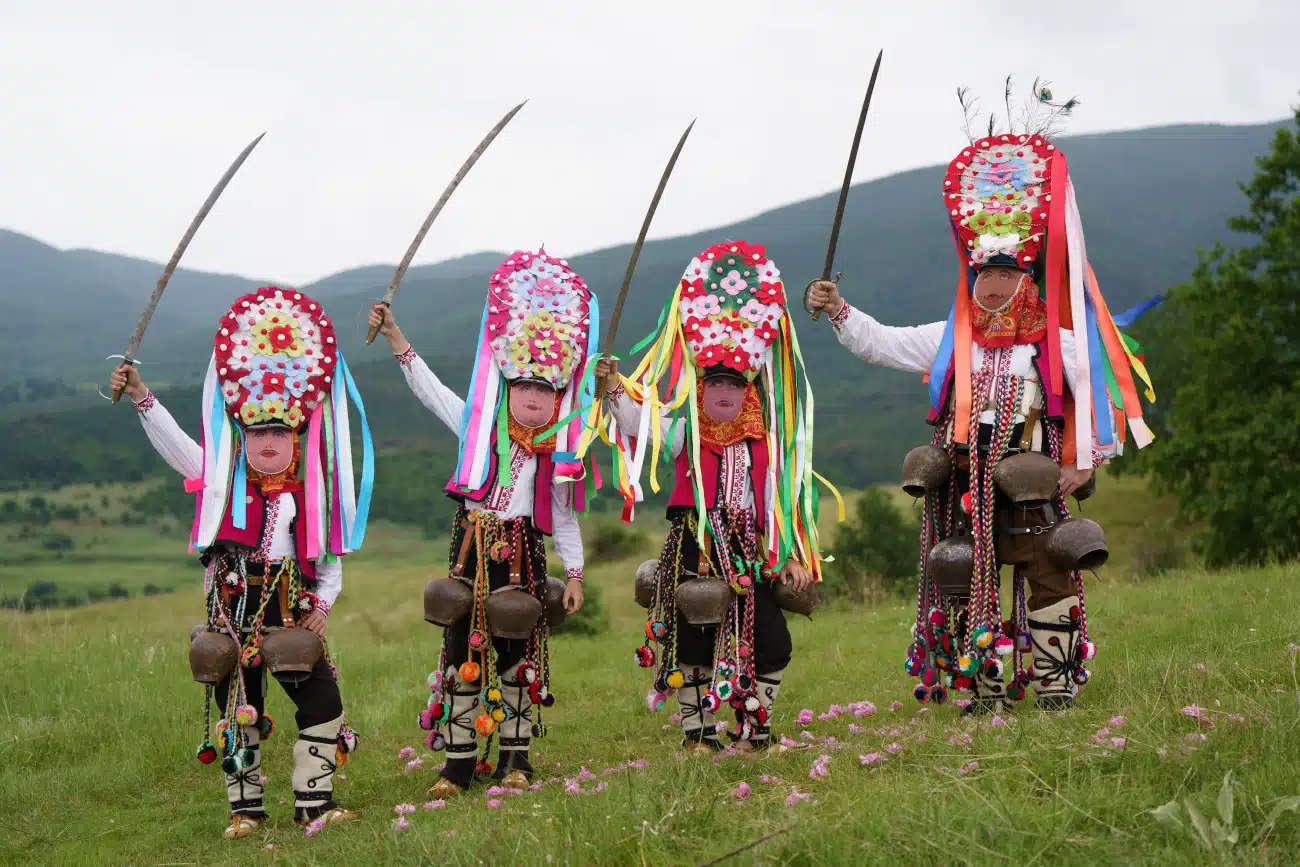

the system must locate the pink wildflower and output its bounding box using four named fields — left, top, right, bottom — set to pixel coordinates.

left=1193, top=662, right=1206, bottom=672
left=592, top=782, right=608, bottom=794
left=953, top=699, right=971, bottom=710
left=818, top=713, right=833, bottom=722
left=576, top=766, right=596, bottom=781
left=809, top=754, right=831, bottom=779
left=529, top=781, right=546, bottom=792
left=989, top=715, right=1006, bottom=727
left=1110, top=715, right=1126, bottom=727
left=854, top=702, right=877, bottom=718
left=824, top=736, right=838, bottom=746
left=859, top=752, right=886, bottom=766
left=1181, top=705, right=1215, bottom=728
left=800, top=730, right=816, bottom=741
left=1110, top=737, right=1127, bottom=749
left=848, top=723, right=865, bottom=735
left=779, top=735, right=800, bottom=748
left=393, top=803, right=416, bottom=815
left=266, top=844, right=276, bottom=851
left=958, top=761, right=979, bottom=775
left=915, top=733, right=928, bottom=744
left=716, top=720, right=730, bottom=735
left=1289, top=643, right=1300, bottom=655
left=424, top=800, right=446, bottom=810
left=602, top=766, right=622, bottom=776
left=915, top=707, right=930, bottom=716
left=830, top=704, right=845, bottom=715
left=732, top=781, right=751, bottom=800
left=1226, top=713, right=1246, bottom=723
left=670, top=713, right=683, bottom=722
left=1185, top=732, right=1208, bottom=743
left=393, top=816, right=409, bottom=831
left=786, top=787, right=811, bottom=806
left=1157, top=746, right=1168, bottom=758
left=486, top=799, right=503, bottom=808
left=404, top=758, right=423, bottom=774
left=760, top=774, right=779, bottom=784
left=564, top=781, right=581, bottom=795
left=886, top=743, right=903, bottom=754
left=398, top=746, right=415, bottom=760
left=890, top=701, right=903, bottom=712
left=797, top=709, right=814, bottom=726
